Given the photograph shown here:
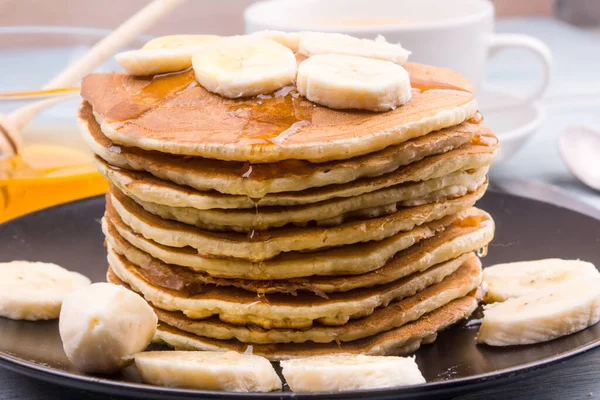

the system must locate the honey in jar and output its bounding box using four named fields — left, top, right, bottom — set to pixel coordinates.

left=0, top=123, right=108, bottom=222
